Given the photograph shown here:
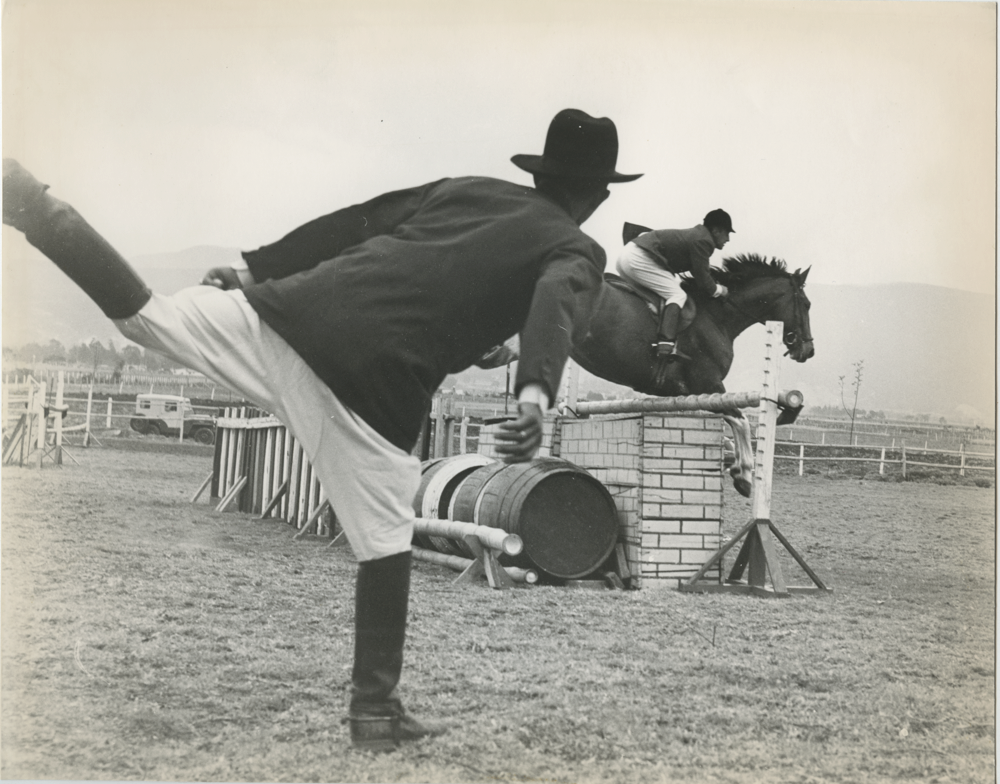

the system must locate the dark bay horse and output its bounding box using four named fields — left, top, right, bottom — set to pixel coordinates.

left=570, top=253, right=815, bottom=495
